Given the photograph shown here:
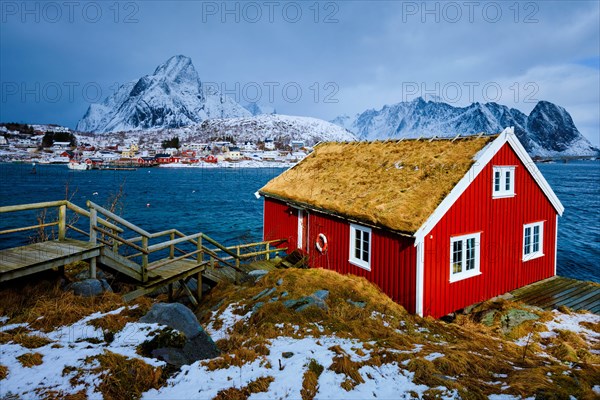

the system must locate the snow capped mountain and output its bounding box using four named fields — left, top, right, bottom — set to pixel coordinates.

left=244, top=102, right=277, bottom=116
left=77, top=55, right=251, bottom=133
left=333, top=98, right=598, bottom=157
